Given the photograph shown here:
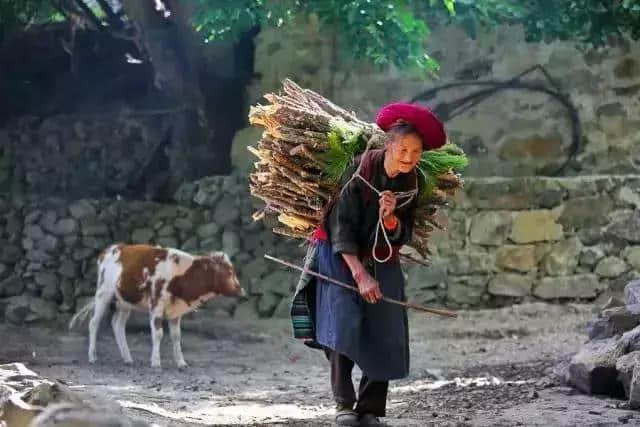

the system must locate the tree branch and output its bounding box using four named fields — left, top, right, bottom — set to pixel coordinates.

left=72, top=0, right=104, bottom=30
left=49, top=0, right=71, bottom=20
left=52, top=0, right=80, bottom=16
left=95, top=0, right=123, bottom=28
